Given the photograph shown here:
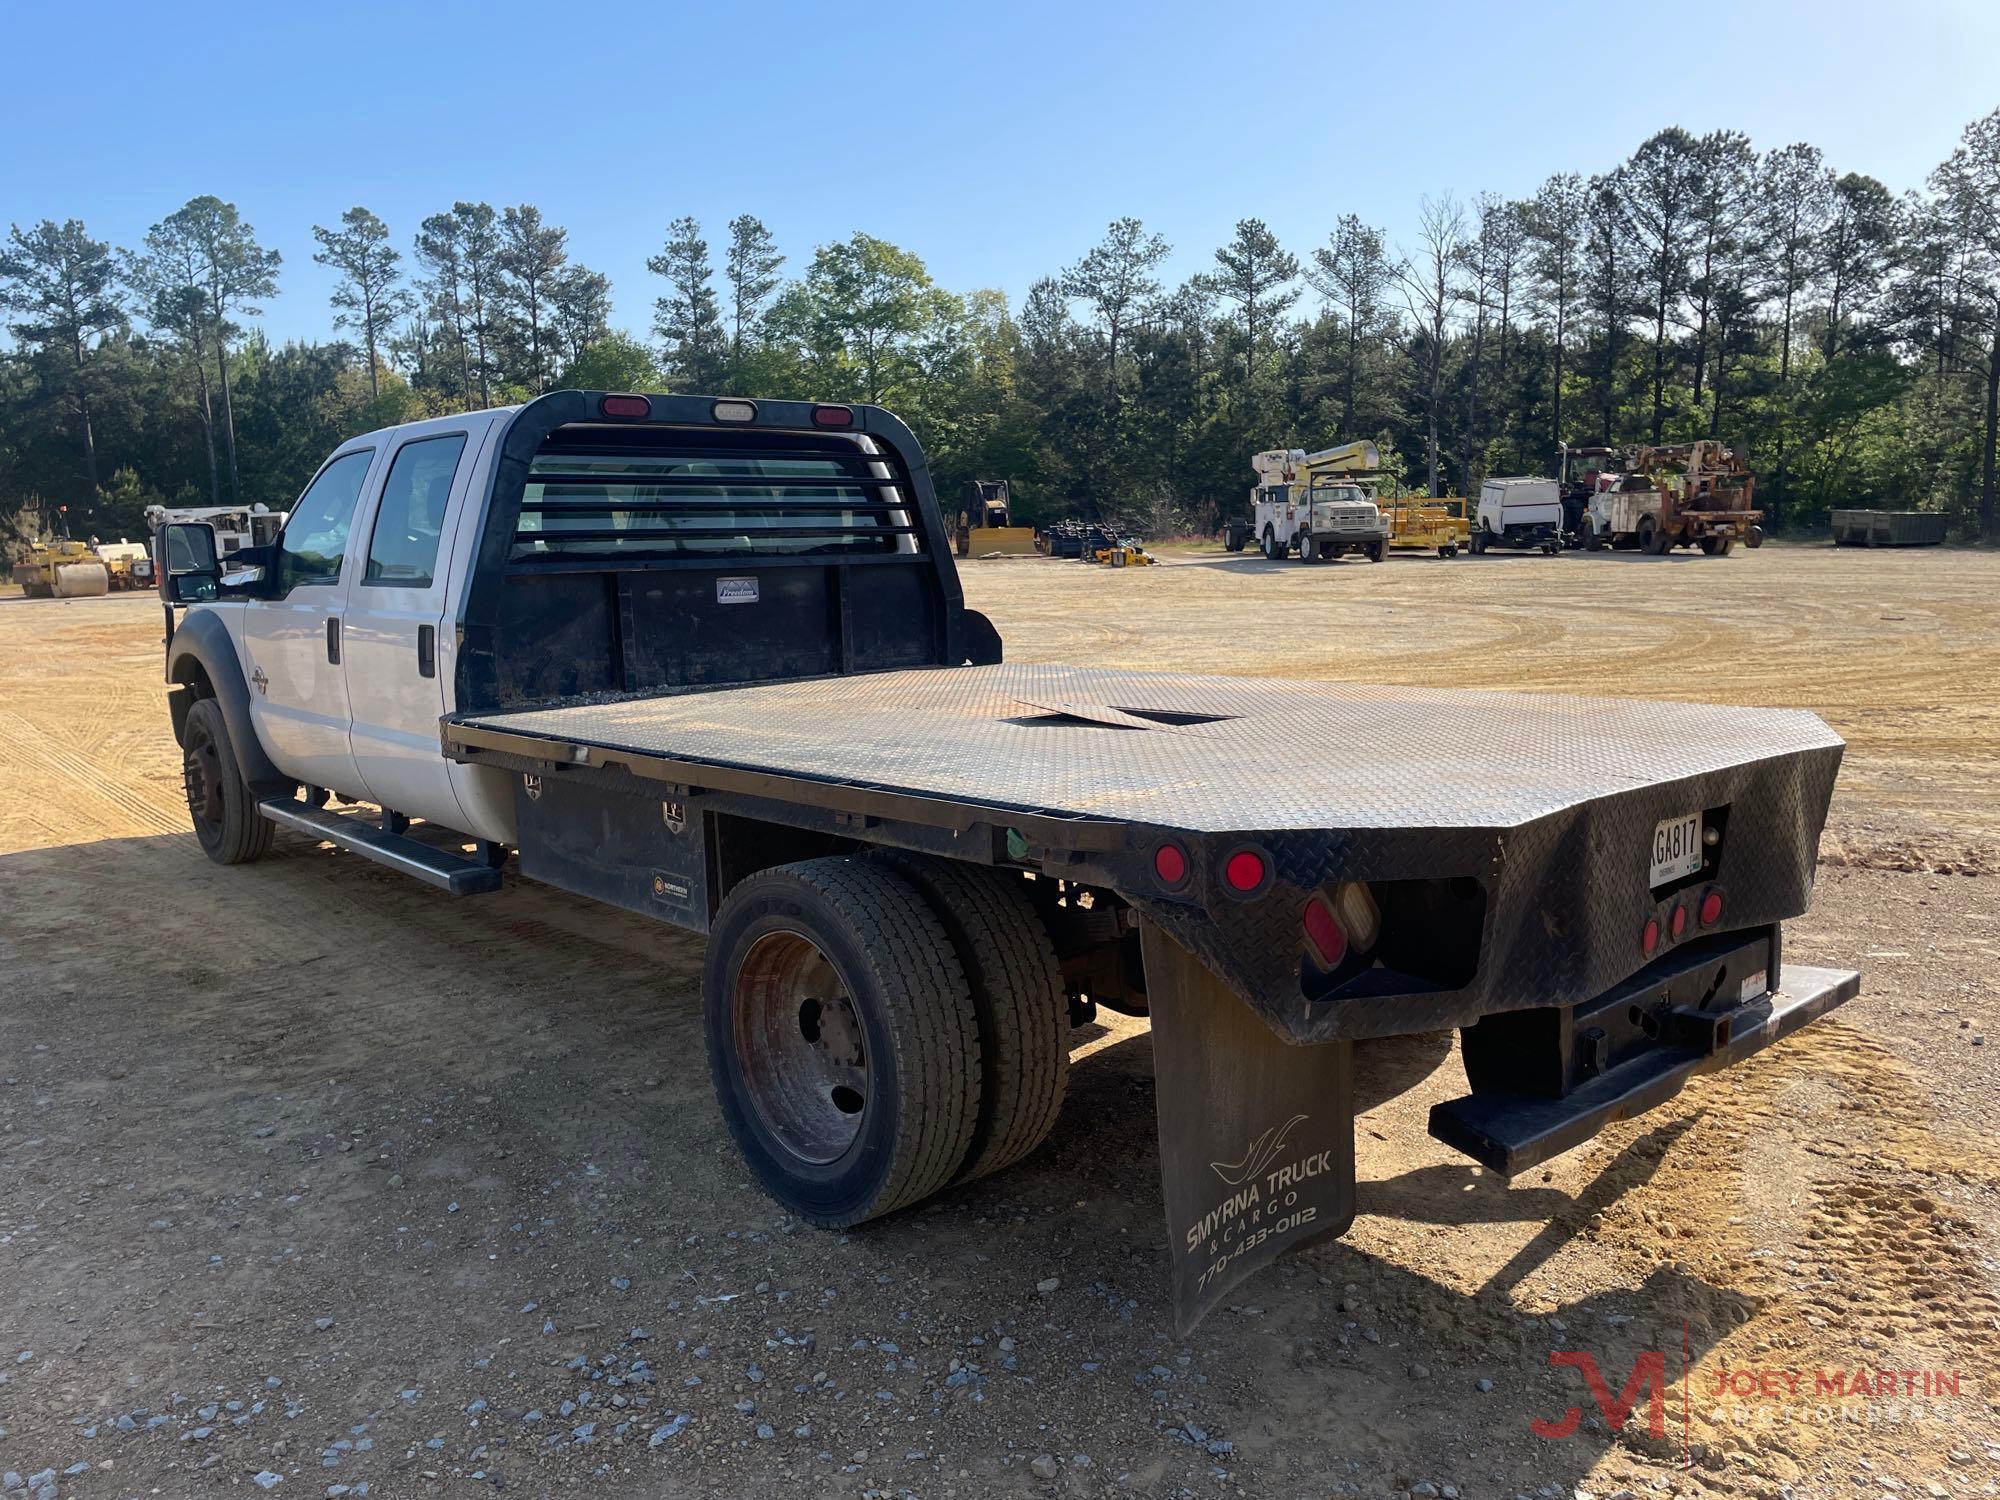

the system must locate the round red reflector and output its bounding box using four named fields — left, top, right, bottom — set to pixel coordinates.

left=813, top=404, right=854, bottom=428
left=1700, top=890, right=1723, bottom=926
left=1152, top=842, right=1187, bottom=886
left=1670, top=904, right=1688, bottom=938
left=1302, top=897, right=1347, bottom=968
left=1224, top=850, right=1266, bottom=892
left=1641, top=918, right=1660, bottom=956
left=599, top=394, right=650, bottom=418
